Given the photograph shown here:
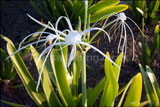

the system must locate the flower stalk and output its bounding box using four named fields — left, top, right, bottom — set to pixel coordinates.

left=82, top=54, right=87, bottom=107
left=82, top=1, right=88, bottom=106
